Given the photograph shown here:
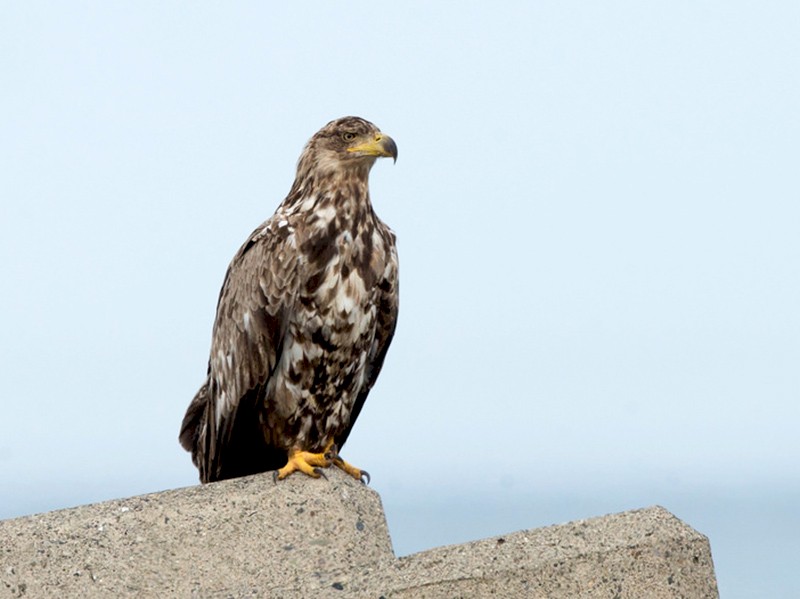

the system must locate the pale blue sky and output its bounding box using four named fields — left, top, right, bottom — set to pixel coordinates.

left=2, top=2, right=799, bottom=596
